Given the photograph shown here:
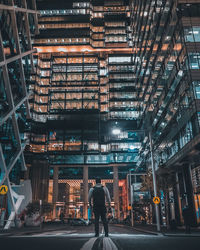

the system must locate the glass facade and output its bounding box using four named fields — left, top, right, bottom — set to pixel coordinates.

left=0, top=0, right=38, bottom=229
left=130, top=0, right=200, bottom=225
left=1, top=0, right=200, bottom=226
left=29, top=0, right=142, bottom=168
